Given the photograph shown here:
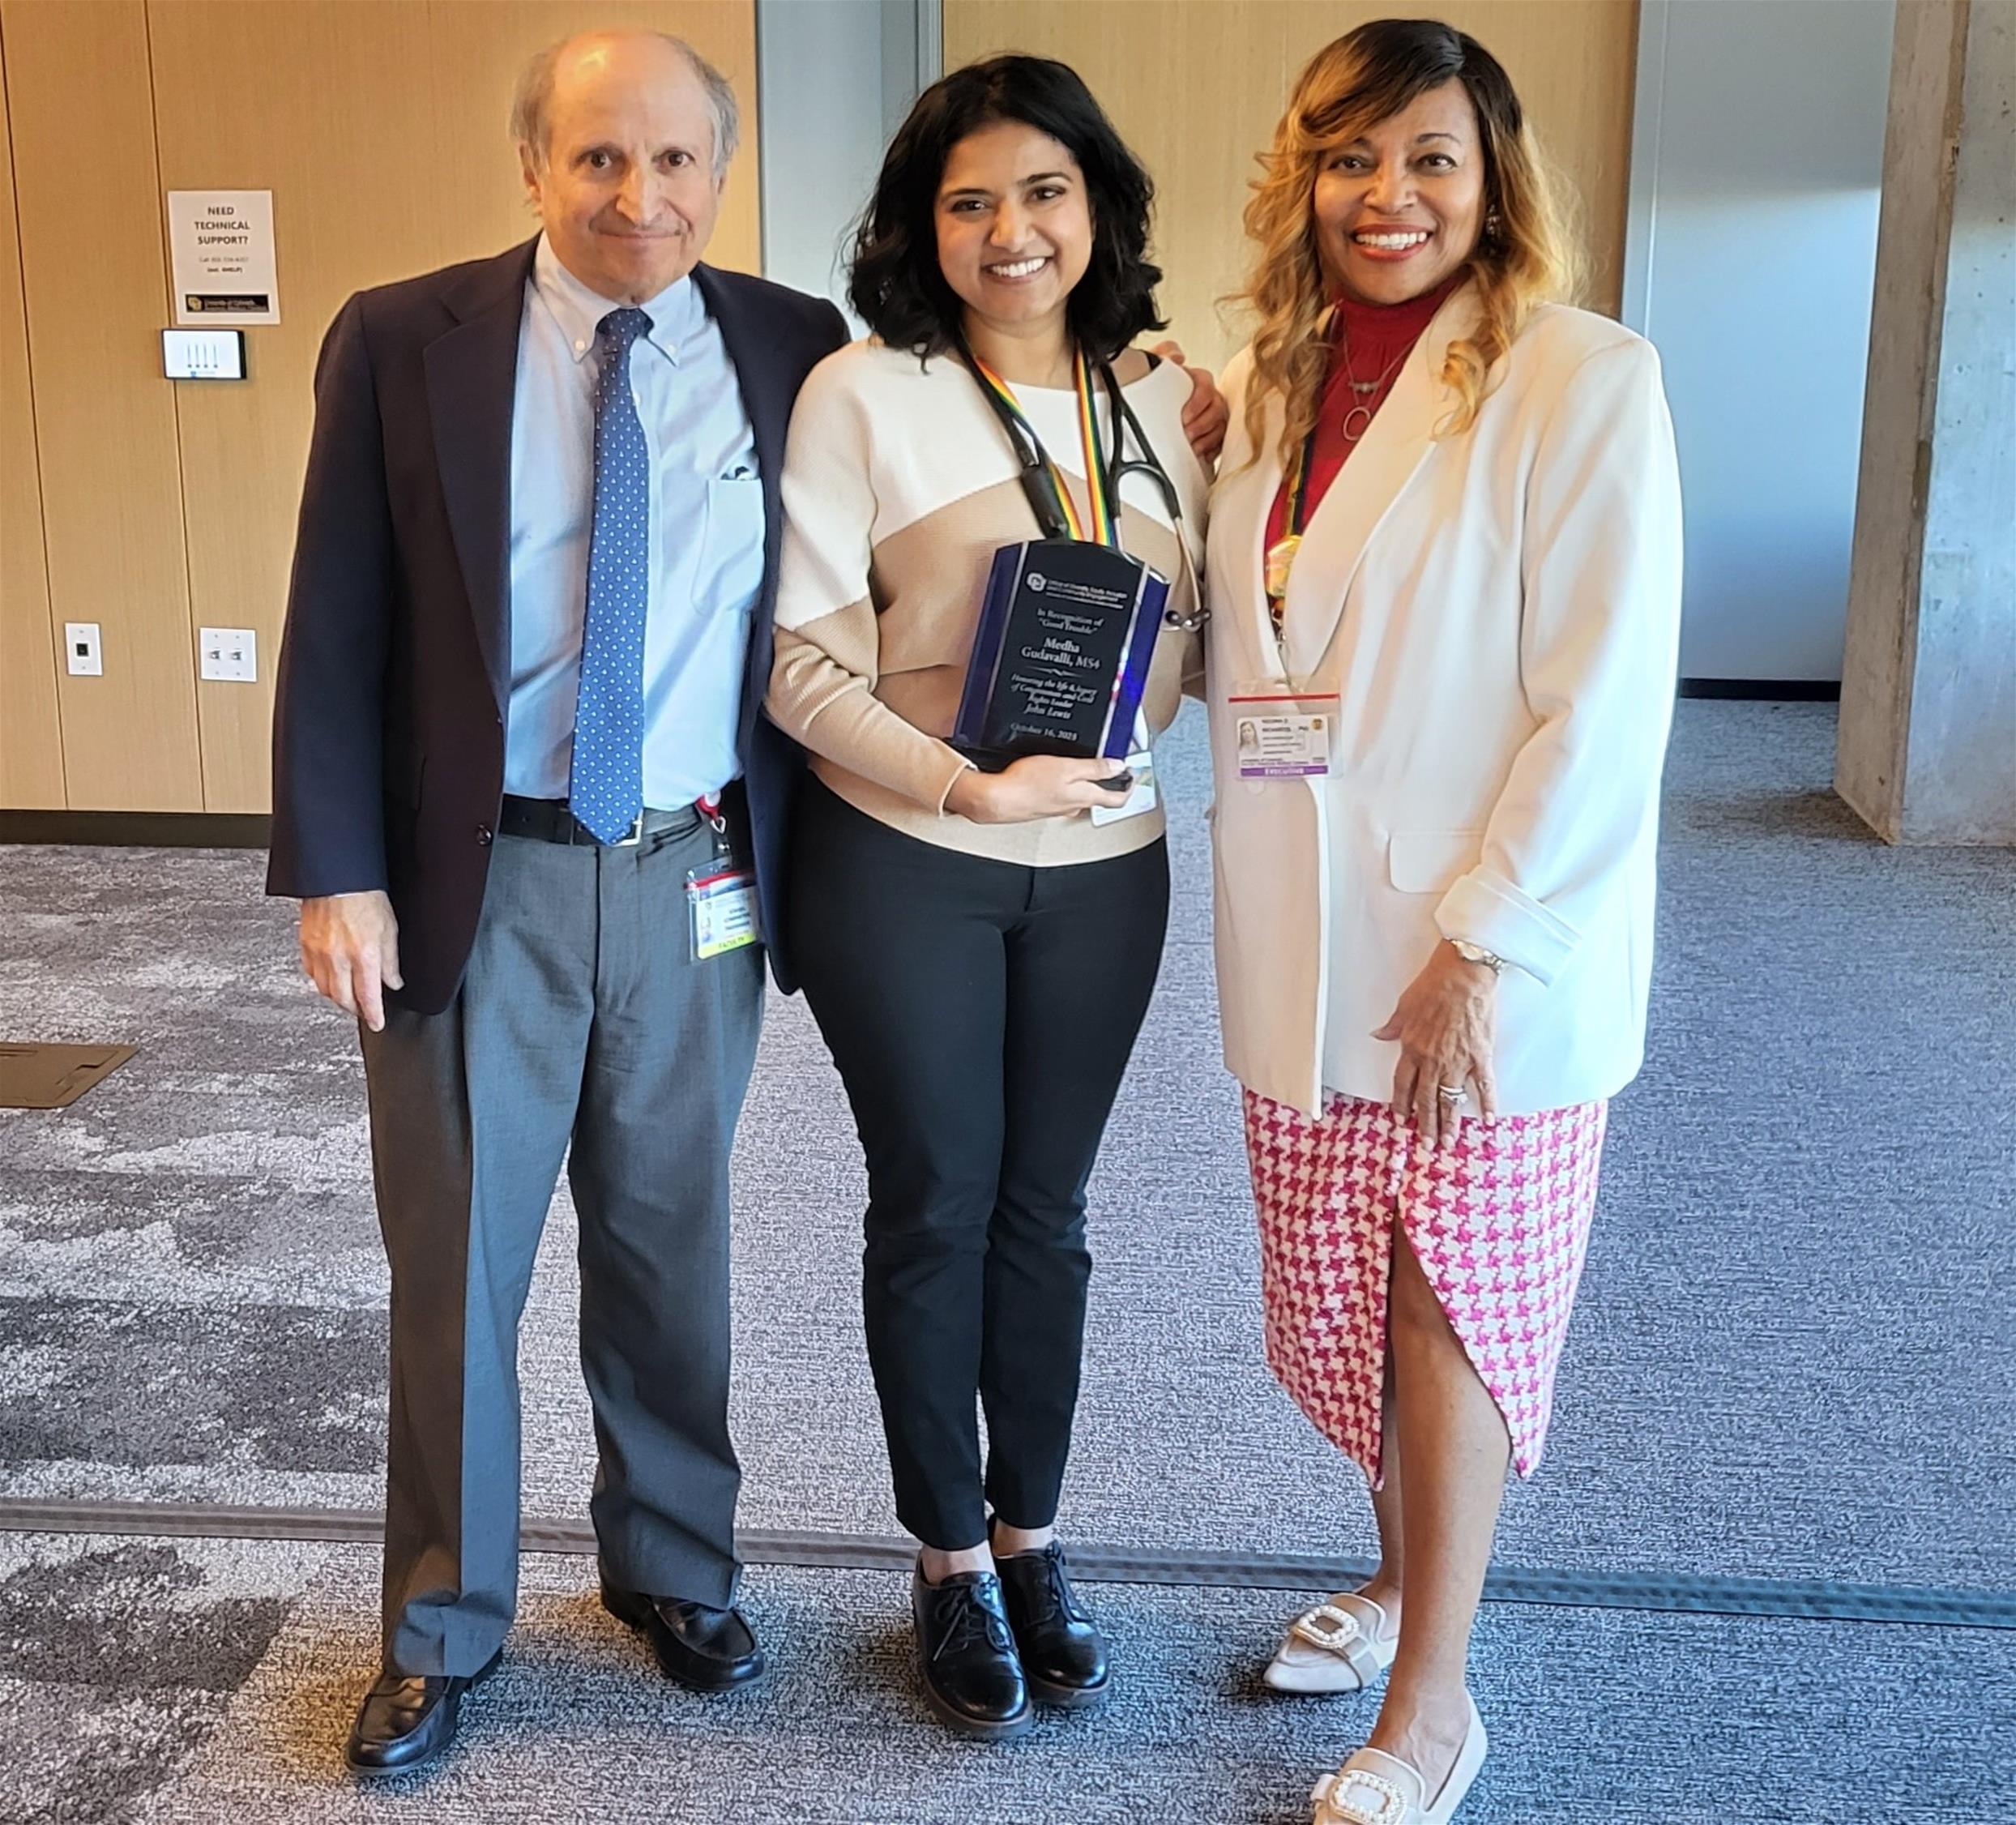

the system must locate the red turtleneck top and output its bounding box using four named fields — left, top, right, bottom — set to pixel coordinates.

left=1263, top=274, right=1463, bottom=570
